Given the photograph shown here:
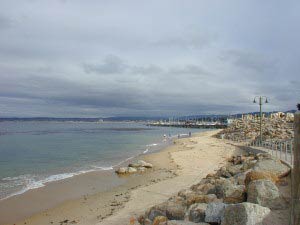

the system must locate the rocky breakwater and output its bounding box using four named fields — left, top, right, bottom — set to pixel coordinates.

left=218, top=113, right=294, bottom=142
left=130, top=152, right=290, bottom=225
left=115, top=160, right=153, bottom=175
